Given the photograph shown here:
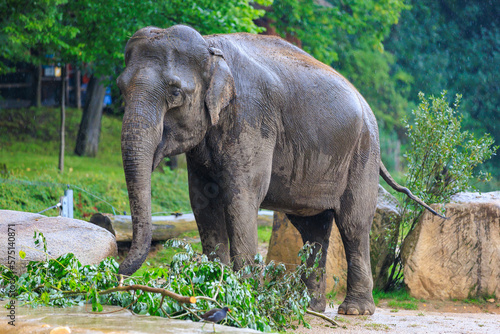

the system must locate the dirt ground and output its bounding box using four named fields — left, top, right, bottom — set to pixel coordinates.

left=294, top=298, right=500, bottom=334
left=257, top=236, right=500, bottom=333
left=139, top=237, right=500, bottom=333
